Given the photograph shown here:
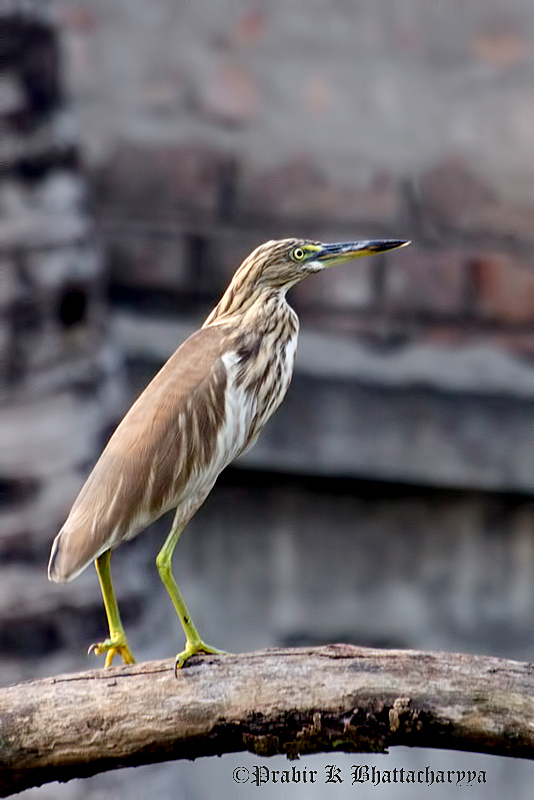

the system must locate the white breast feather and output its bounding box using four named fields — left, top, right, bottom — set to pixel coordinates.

left=173, top=331, right=298, bottom=526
